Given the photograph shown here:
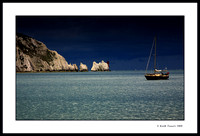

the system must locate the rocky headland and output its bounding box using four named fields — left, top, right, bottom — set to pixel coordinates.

left=16, top=33, right=78, bottom=72
left=16, top=33, right=110, bottom=72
